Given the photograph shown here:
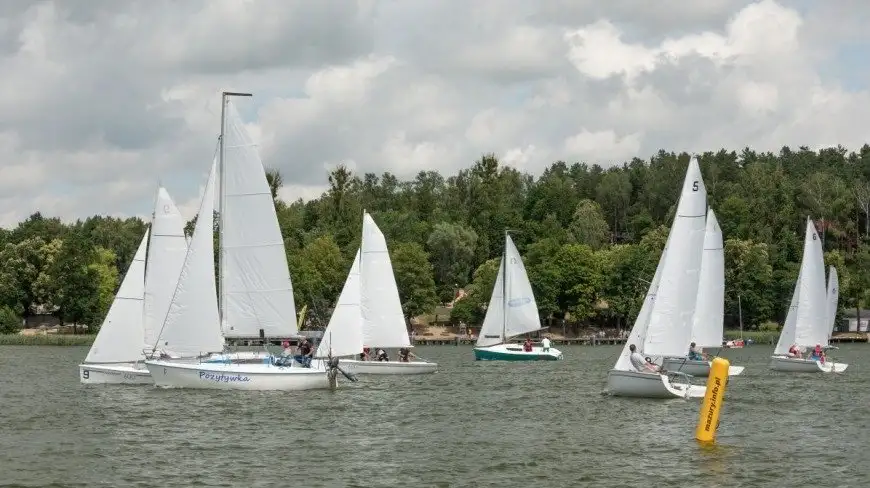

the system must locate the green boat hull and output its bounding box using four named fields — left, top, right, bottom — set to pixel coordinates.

left=473, top=347, right=562, bottom=361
